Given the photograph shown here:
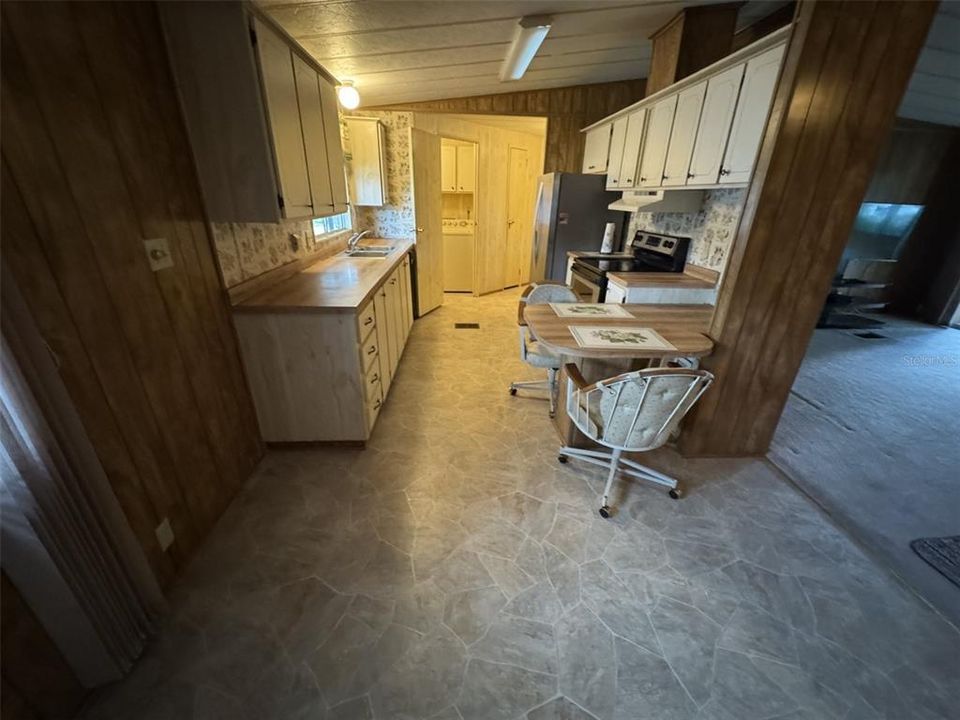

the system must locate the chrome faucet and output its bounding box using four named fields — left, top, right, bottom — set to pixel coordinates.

left=347, top=230, right=371, bottom=251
